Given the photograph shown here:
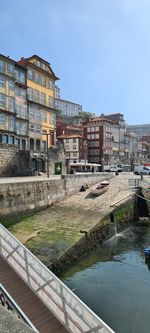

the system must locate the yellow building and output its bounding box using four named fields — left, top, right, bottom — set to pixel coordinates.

left=18, top=55, right=59, bottom=152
